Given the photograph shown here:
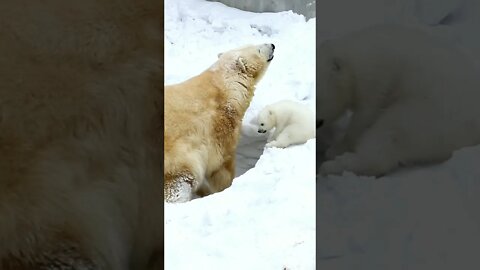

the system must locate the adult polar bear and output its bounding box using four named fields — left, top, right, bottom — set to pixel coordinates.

left=317, top=24, right=480, bottom=177
left=165, top=43, right=275, bottom=203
